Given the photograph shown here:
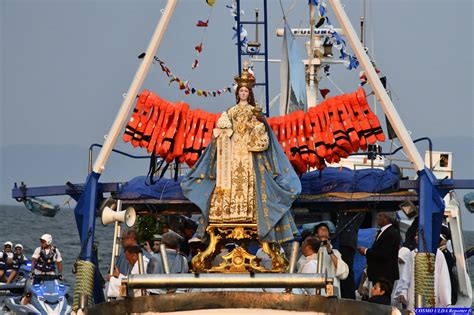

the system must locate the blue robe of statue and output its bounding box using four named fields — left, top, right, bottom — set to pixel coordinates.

left=181, top=119, right=301, bottom=243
